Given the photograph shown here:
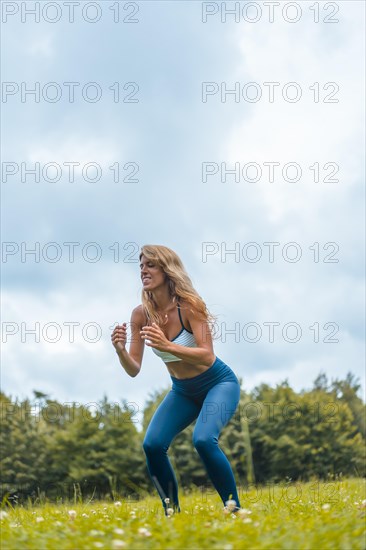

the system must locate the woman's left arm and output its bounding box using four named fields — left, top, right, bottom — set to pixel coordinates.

left=140, top=313, right=216, bottom=366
